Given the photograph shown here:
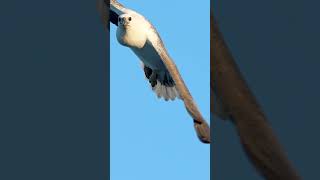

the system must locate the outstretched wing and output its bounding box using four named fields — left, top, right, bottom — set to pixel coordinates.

left=110, top=0, right=130, bottom=16
left=146, top=30, right=211, bottom=143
